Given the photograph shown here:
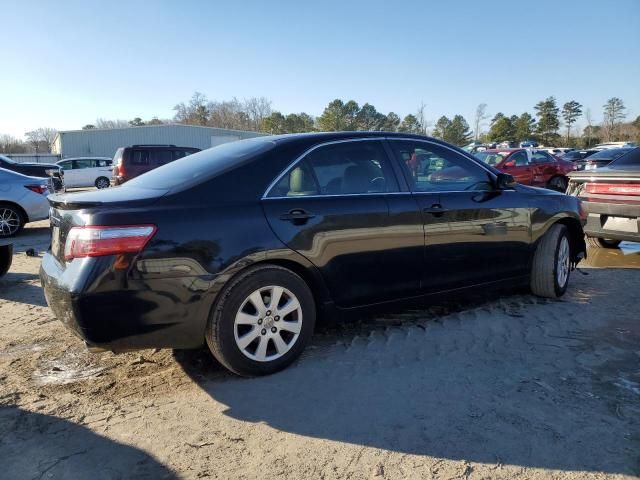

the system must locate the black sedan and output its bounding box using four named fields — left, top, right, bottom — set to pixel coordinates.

left=567, top=147, right=640, bottom=248
left=0, top=154, right=64, bottom=191
left=574, top=147, right=634, bottom=171
left=41, top=132, right=587, bottom=376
